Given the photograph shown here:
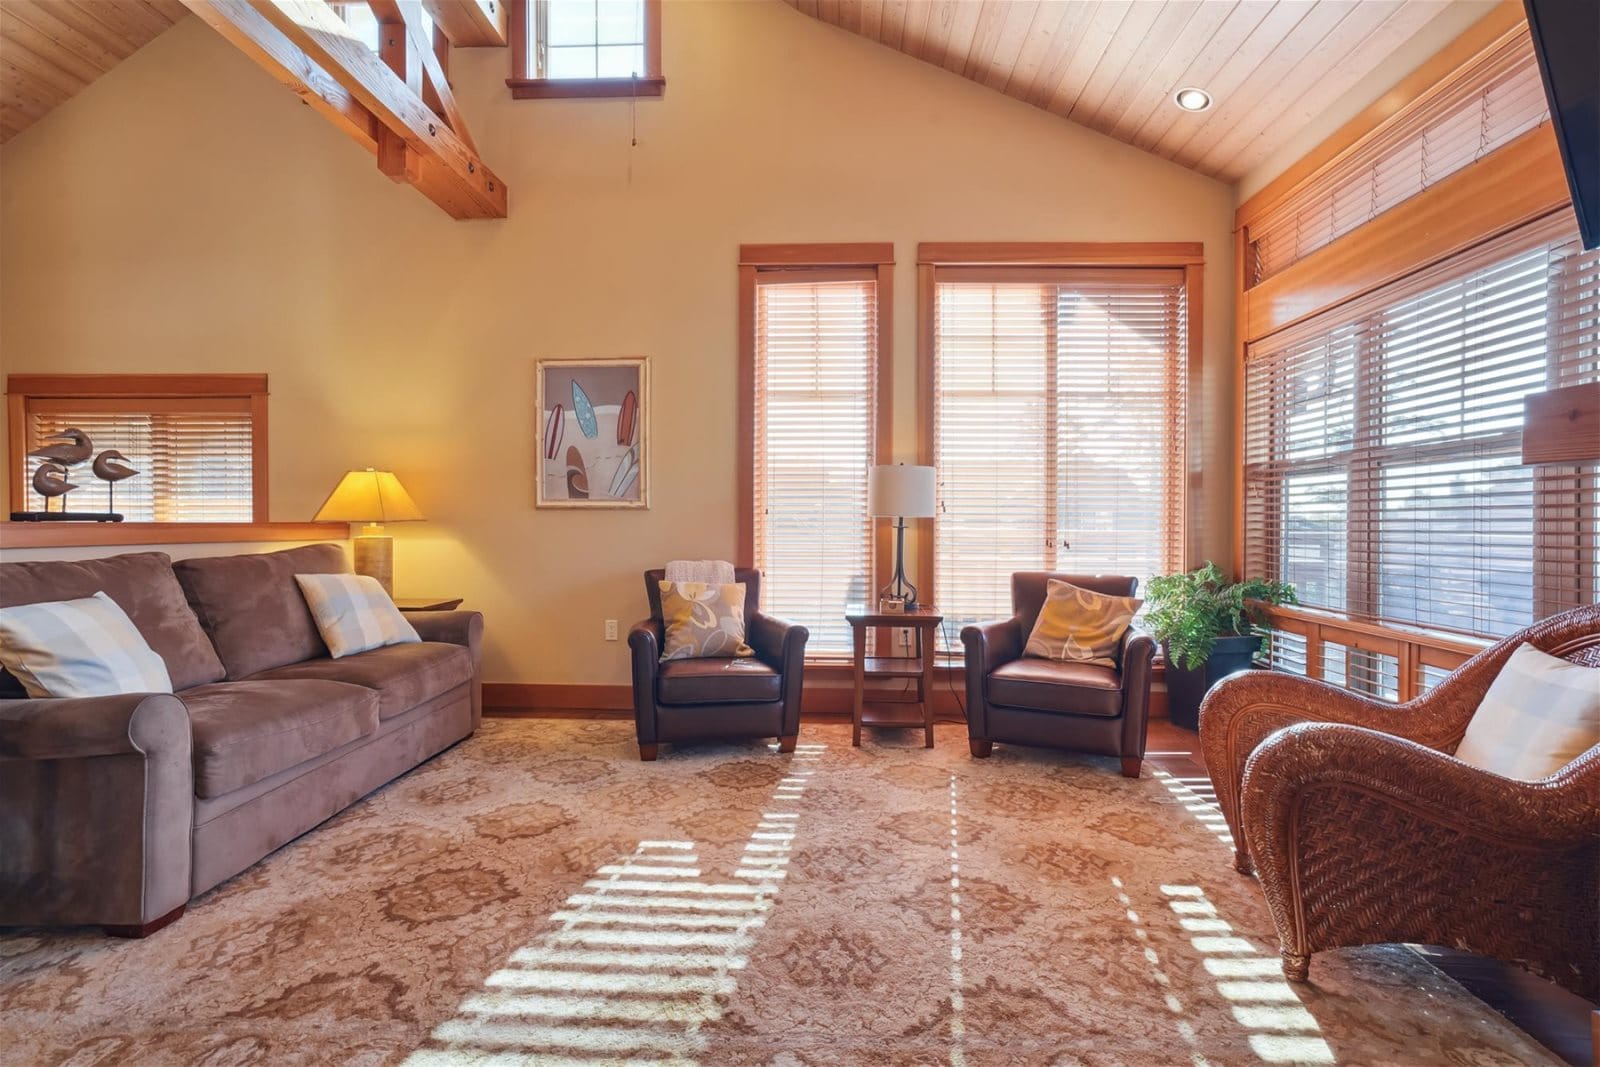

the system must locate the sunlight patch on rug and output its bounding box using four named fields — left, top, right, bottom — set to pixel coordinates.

left=404, top=742, right=826, bottom=1065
